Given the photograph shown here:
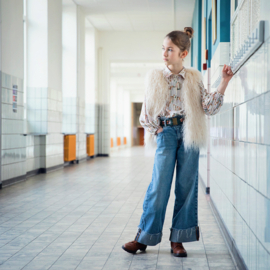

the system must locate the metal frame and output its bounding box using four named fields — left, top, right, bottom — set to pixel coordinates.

left=212, top=20, right=265, bottom=88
